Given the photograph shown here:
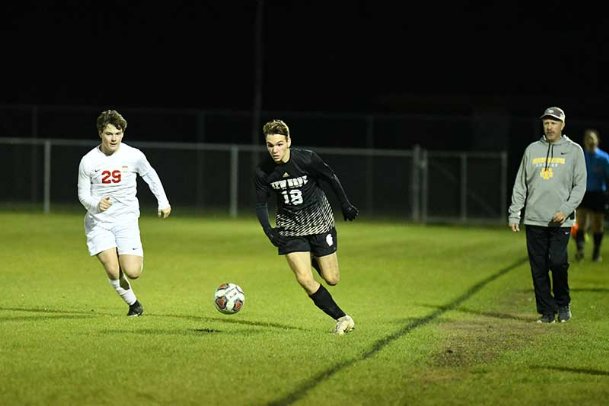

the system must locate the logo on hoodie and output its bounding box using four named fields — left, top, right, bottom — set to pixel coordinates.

left=540, top=168, right=553, bottom=180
